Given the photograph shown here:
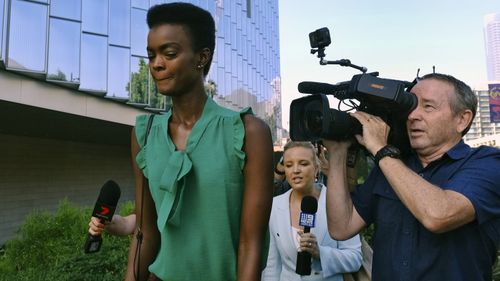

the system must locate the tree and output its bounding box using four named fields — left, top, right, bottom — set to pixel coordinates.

left=126, top=58, right=169, bottom=110
left=47, top=69, right=67, bottom=82
left=205, top=80, right=218, bottom=98
left=264, top=110, right=278, bottom=143
left=127, top=58, right=149, bottom=104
